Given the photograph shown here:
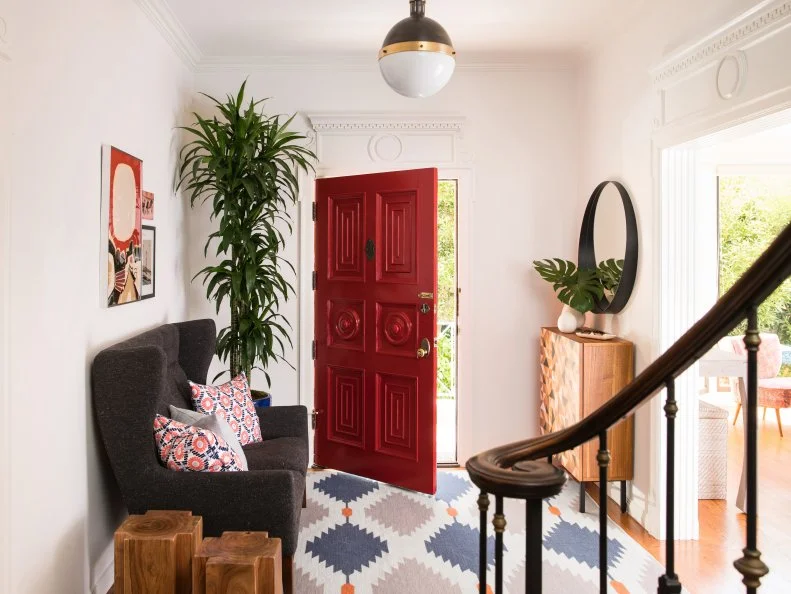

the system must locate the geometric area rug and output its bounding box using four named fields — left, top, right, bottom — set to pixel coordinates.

left=295, top=470, right=671, bottom=593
